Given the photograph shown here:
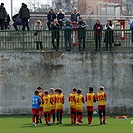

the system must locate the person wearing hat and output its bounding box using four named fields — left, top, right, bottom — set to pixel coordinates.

left=0, top=3, right=7, bottom=30
left=76, top=17, right=86, bottom=51
left=86, top=87, right=96, bottom=124
left=62, top=19, right=73, bottom=51
left=104, top=19, right=114, bottom=51
left=96, top=86, right=107, bottom=125
left=19, top=3, right=30, bottom=30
